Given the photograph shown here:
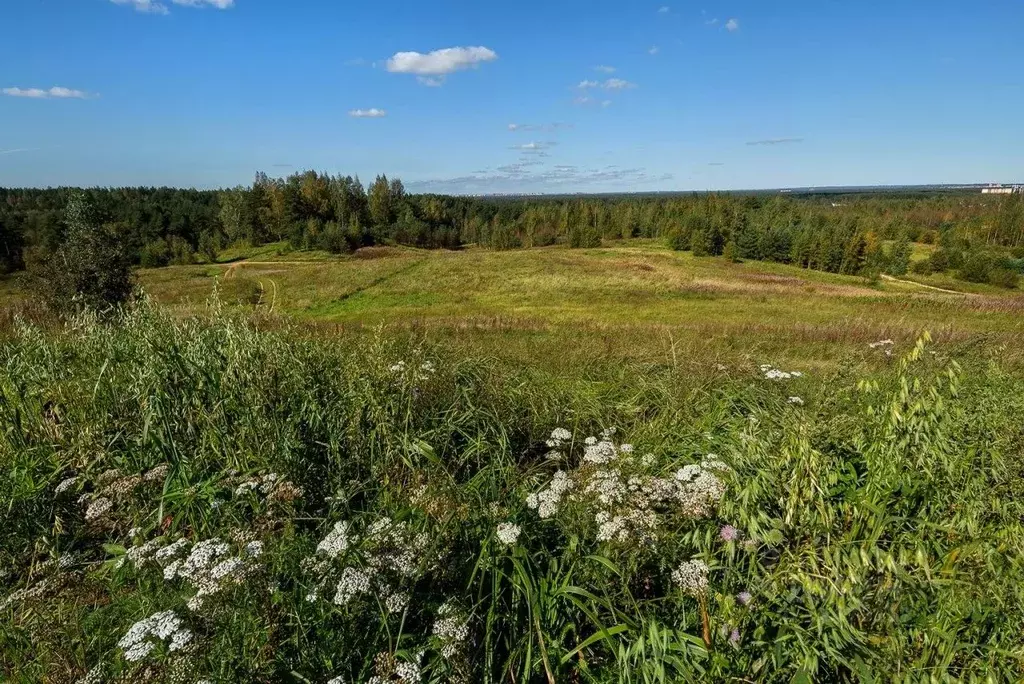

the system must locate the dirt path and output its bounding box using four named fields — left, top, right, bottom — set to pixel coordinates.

left=880, top=274, right=974, bottom=296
